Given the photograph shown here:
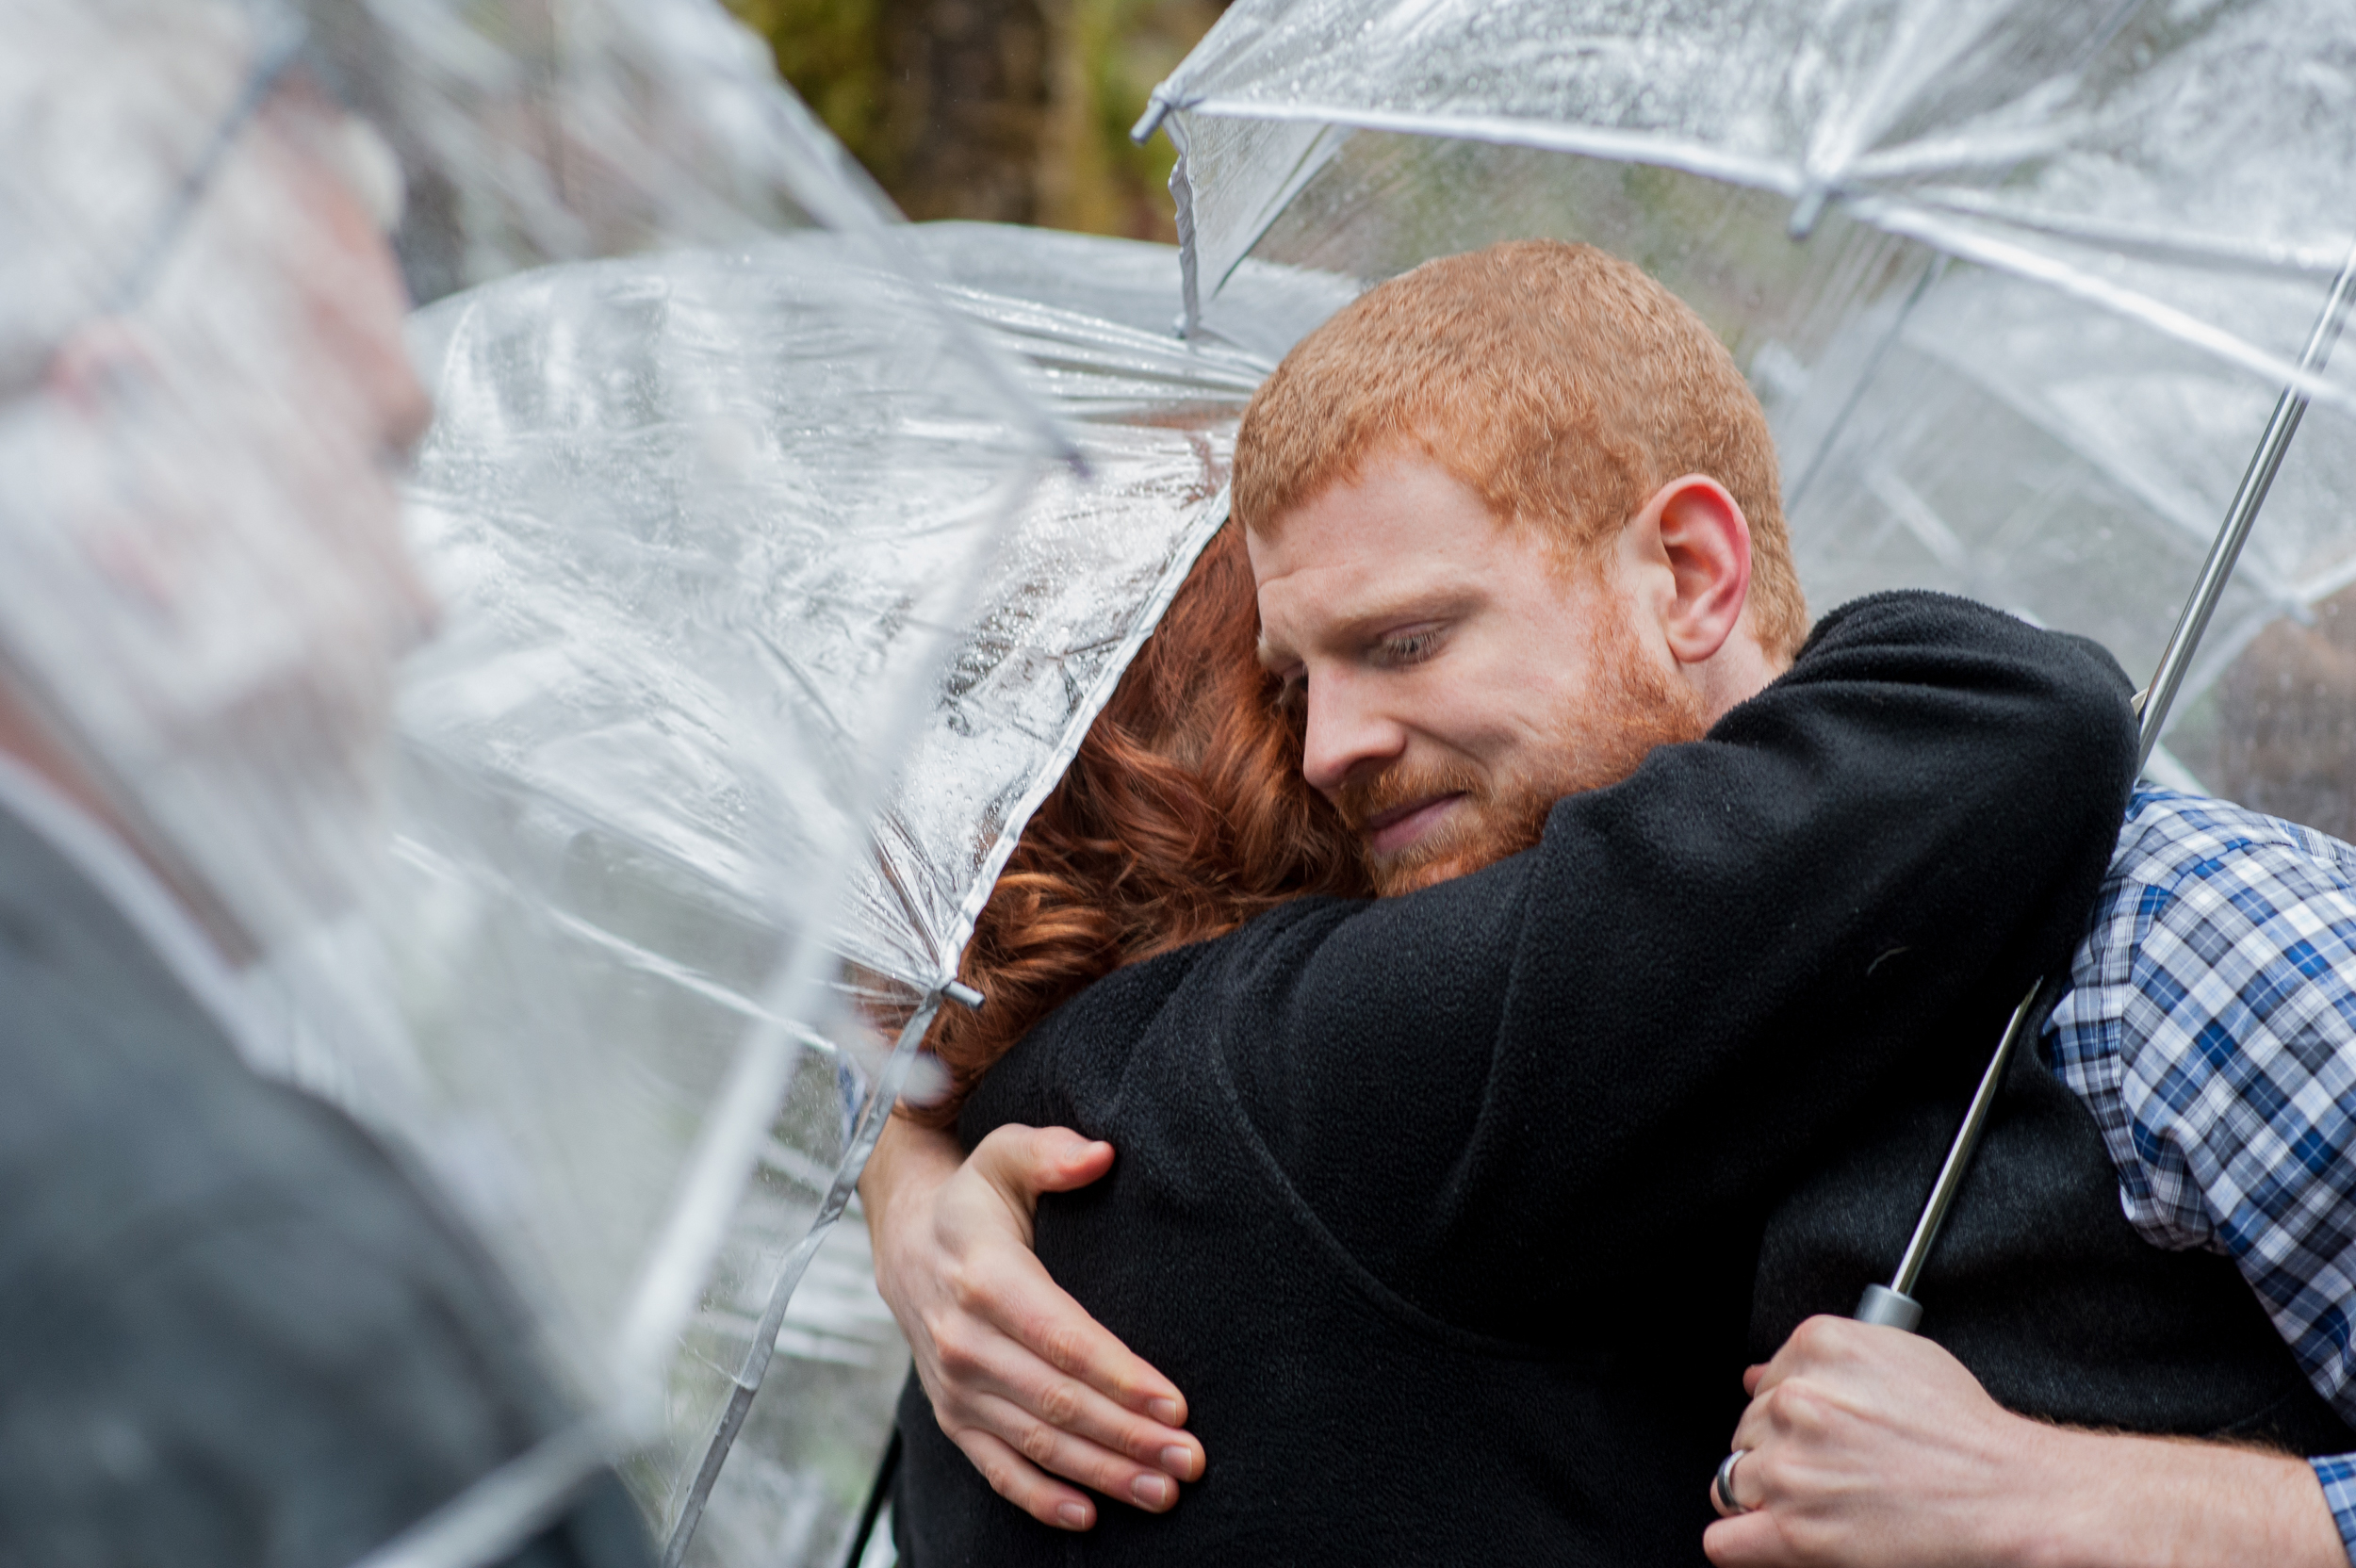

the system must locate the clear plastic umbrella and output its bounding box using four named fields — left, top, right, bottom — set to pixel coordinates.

left=389, top=218, right=1347, bottom=1565
left=0, top=1, right=1075, bottom=1564
left=413, top=7, right=2356, bottom=1555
